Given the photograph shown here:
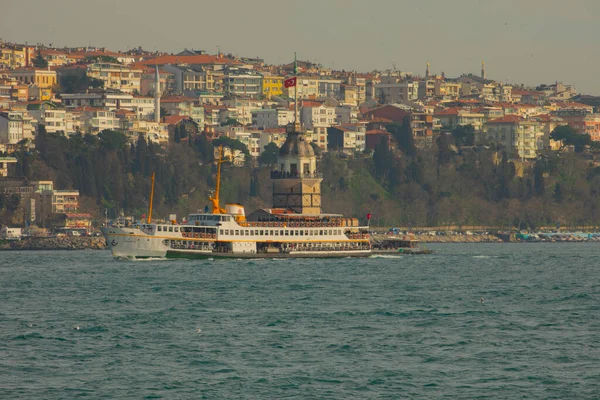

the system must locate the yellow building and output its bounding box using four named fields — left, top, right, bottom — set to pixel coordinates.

left=262, top=75, right=283, bottom=99
left=0, top=45, right=34, bottom=69
left=10, top=68, right=57, bottom=89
